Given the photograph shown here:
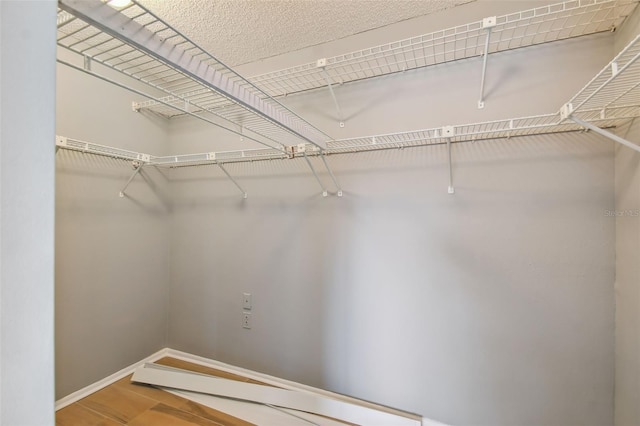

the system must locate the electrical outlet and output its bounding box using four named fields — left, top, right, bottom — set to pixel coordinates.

left=242, top=293, right=252, bottom=310
left=242, top=312, right=252, bottom=329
